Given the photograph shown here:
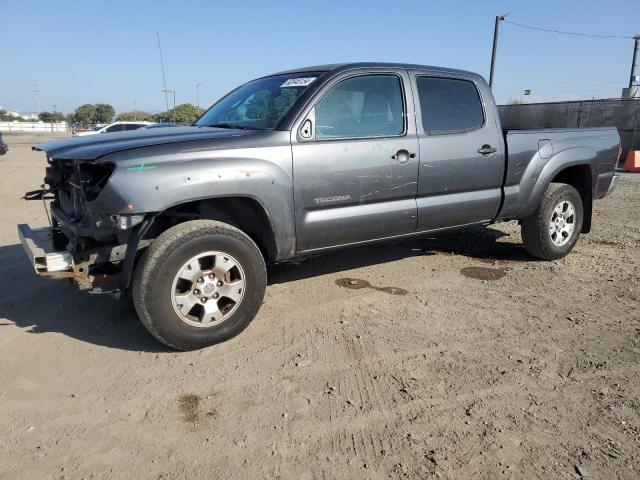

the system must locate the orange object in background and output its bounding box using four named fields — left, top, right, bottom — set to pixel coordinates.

left=624, top=151, right=640, bottom=173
